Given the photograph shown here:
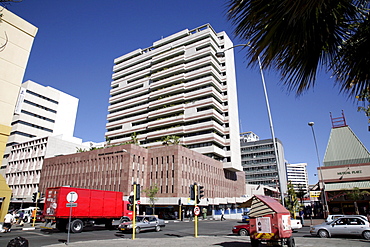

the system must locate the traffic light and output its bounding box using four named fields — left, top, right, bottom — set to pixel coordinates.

left=32, top=192, right=38, bottom=202
left=128, top=195, right=134, bottom=204
left=38, top=193, right=45, bottom=203
left=135, top=184, right=140, bottom=200
left=197, top=185, right=204, bottom=204
left=190, top=184, right=195, bottom=200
